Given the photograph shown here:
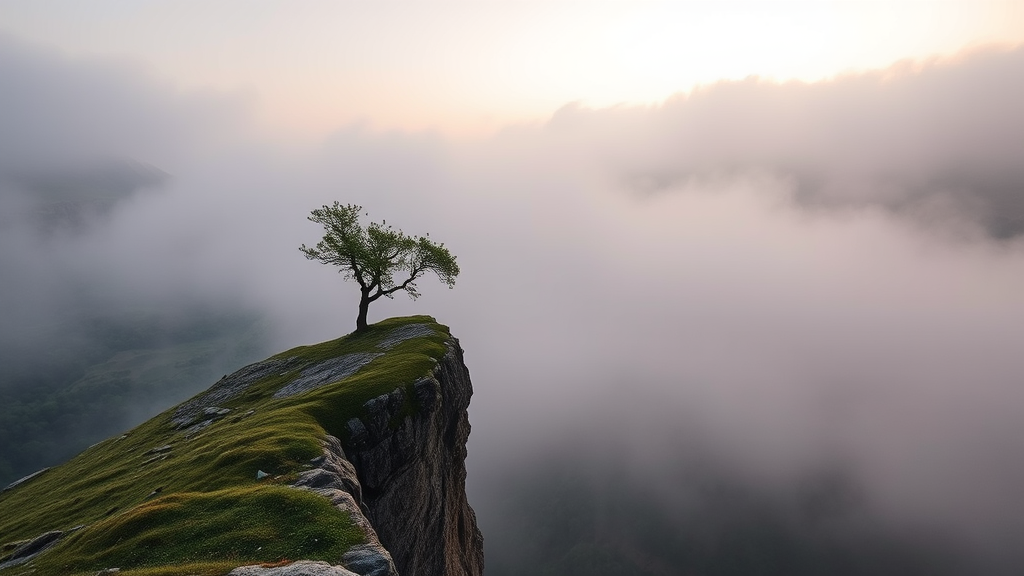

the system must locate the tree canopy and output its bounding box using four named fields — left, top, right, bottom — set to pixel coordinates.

left=300, top=202, right=459, bottom=331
